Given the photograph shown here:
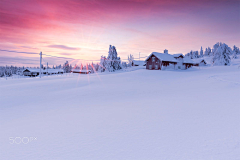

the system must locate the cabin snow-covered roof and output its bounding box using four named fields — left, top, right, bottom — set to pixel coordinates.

left=191, top=58, right=207, bottom=64
left=132, top=60, right=146, bottom=66
left=182, top=57, right=195, bottom=64
left=23, top=68, right=41, bottom=72
left=145, top=52, right=178, bottom=63
left=172, top=53, right=184, bottom=58
left=47, top=69, right=64, bottom=73
left=23, top=68, right=63, bottom=73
